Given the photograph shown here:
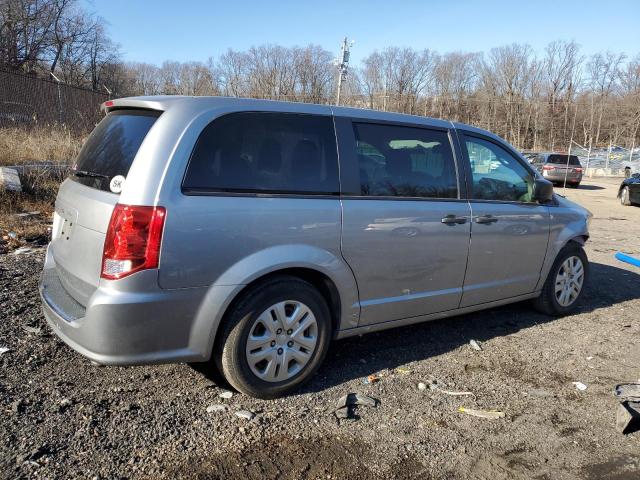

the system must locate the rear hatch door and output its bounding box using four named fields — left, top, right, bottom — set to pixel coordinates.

left=51, top=109, right=161, bottom=305
left=548, top=154, right=582, bottom=174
